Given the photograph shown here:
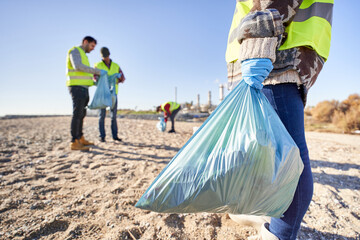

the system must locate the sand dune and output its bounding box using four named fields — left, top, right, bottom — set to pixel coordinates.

left=0, top=117, right=359, bottom=239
